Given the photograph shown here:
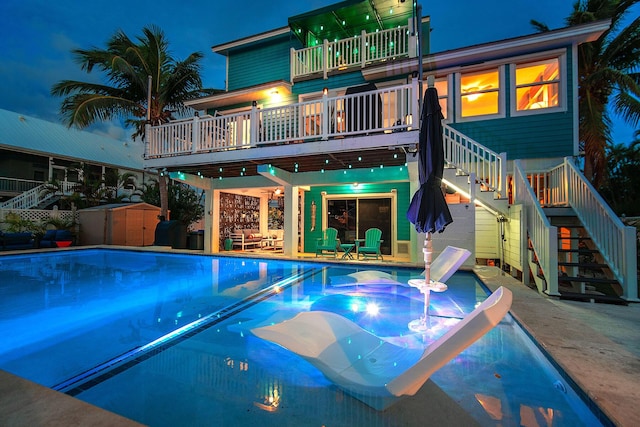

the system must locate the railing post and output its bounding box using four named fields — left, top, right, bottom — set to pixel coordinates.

left=250, top=102, right=258, bottom=145
left=323, top=39, right=329, bottom=80
left=321, top=89, right=329, bottom=140
left=290, top=47, right=295, bottom=84
left=563, top=156, right=571, bottom=204
left=192, top=115, right=200, bottom=154
left=144, top=123, right=151, bottom=158
left=499, top=152, right=507, bottom=198
left=361, top=30, right=367, bottom=68
left=411, top=77, right=420, bottom=128
left=469, top=172, right=477, bottom=201
left=622, top=226, right=639, bottom=301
